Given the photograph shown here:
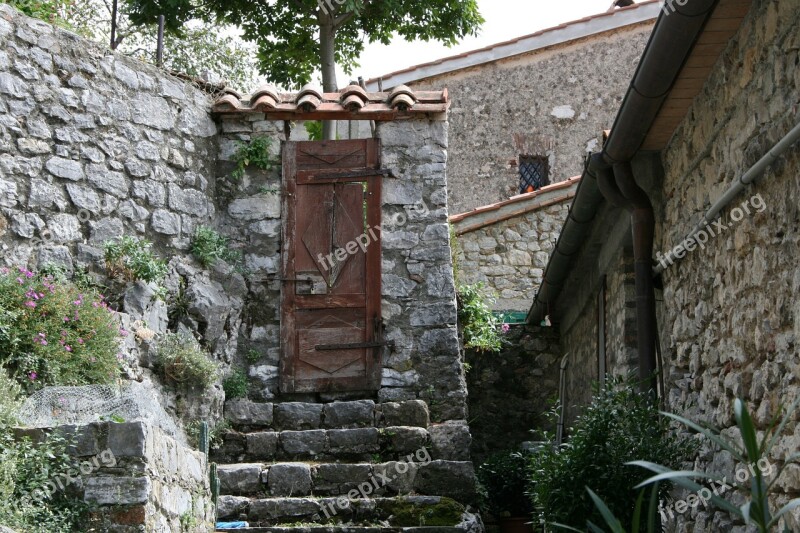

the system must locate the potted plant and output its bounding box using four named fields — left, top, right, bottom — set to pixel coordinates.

left=477, top=450, right=535, bottom=533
